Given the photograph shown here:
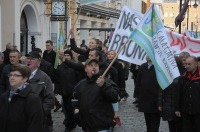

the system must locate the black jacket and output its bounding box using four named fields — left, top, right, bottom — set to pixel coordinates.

left=3, top=49, right=11, bottom=65
left=176, top=67, right=200, bottom=115
left=54, top=63, right=82, bottom=96
left=135, top=62, right=161, bottom=113
left=73, top=75, right=119, bottom=131
left=158, top=78, right=180, bottom=121
left=0, top=85, right=43, bottom=132
left=39, top=59, right=55, bottom=83
left=0, top=64, right=11, bottom=95
left=43, top=50, right=56, bottom=66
